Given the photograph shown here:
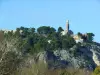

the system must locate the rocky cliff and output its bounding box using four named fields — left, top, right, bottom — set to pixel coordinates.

left=35, top=42, right=100, bottom=71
